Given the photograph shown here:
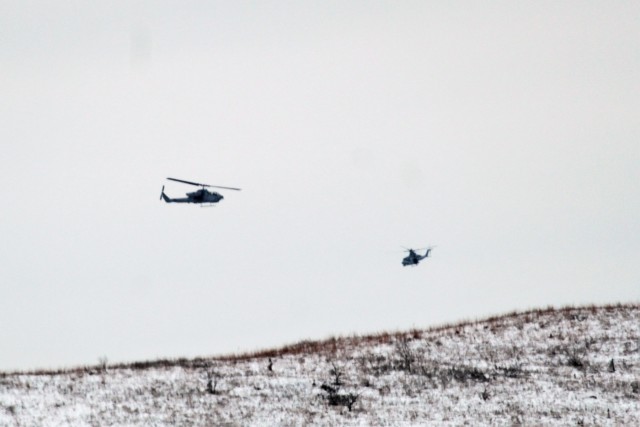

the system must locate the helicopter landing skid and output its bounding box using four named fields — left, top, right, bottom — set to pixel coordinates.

left=200, top=204, right=217, bottom=208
